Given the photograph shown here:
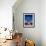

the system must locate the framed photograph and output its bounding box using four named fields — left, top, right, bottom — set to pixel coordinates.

left=23, top=13, right=35, bottom=28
